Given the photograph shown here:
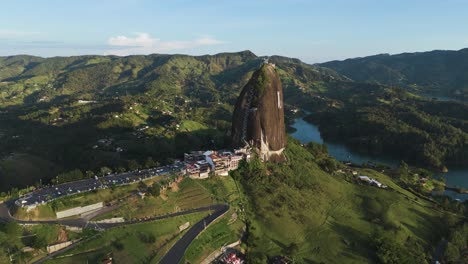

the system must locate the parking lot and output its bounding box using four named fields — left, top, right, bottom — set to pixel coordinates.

left=16, top=162, right=186, bottom=208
